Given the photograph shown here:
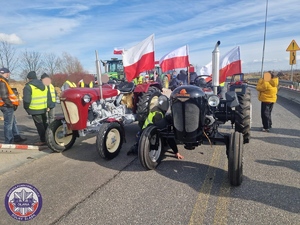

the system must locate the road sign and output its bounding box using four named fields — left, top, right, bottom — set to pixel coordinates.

left=289, top=51, right=296, bottom=65
left=286, top=40, right=300, bottom=51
